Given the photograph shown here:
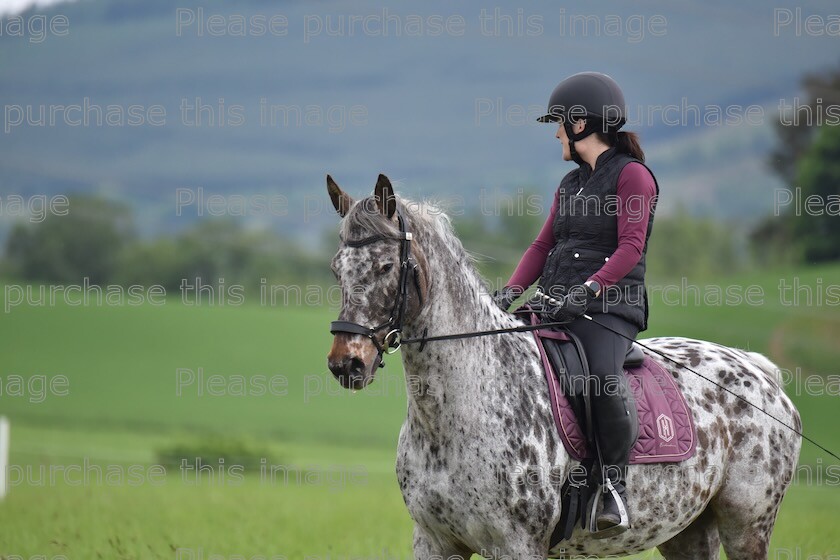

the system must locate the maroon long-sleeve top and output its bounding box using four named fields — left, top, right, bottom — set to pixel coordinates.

left=506, top=162, right=657, bottom=293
